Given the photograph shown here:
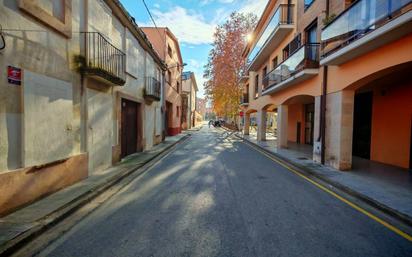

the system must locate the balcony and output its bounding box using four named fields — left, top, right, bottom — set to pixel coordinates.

left=263, top=44, right=320, bottom=95
left=144, top=77, right=161, bottom=101
left=80, top=32, right=126, bottom=86
left=247, top=4, right=294, bottom=71
left=240, top=93, right=249, bottom=106
left=321, top=0, right=412, bottom=65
